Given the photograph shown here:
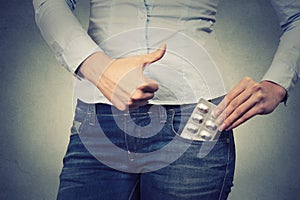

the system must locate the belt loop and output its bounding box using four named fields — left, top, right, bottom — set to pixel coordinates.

left=158, top=105, right=167, bottom=124
left=87, top=103, right=96, bottom=126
